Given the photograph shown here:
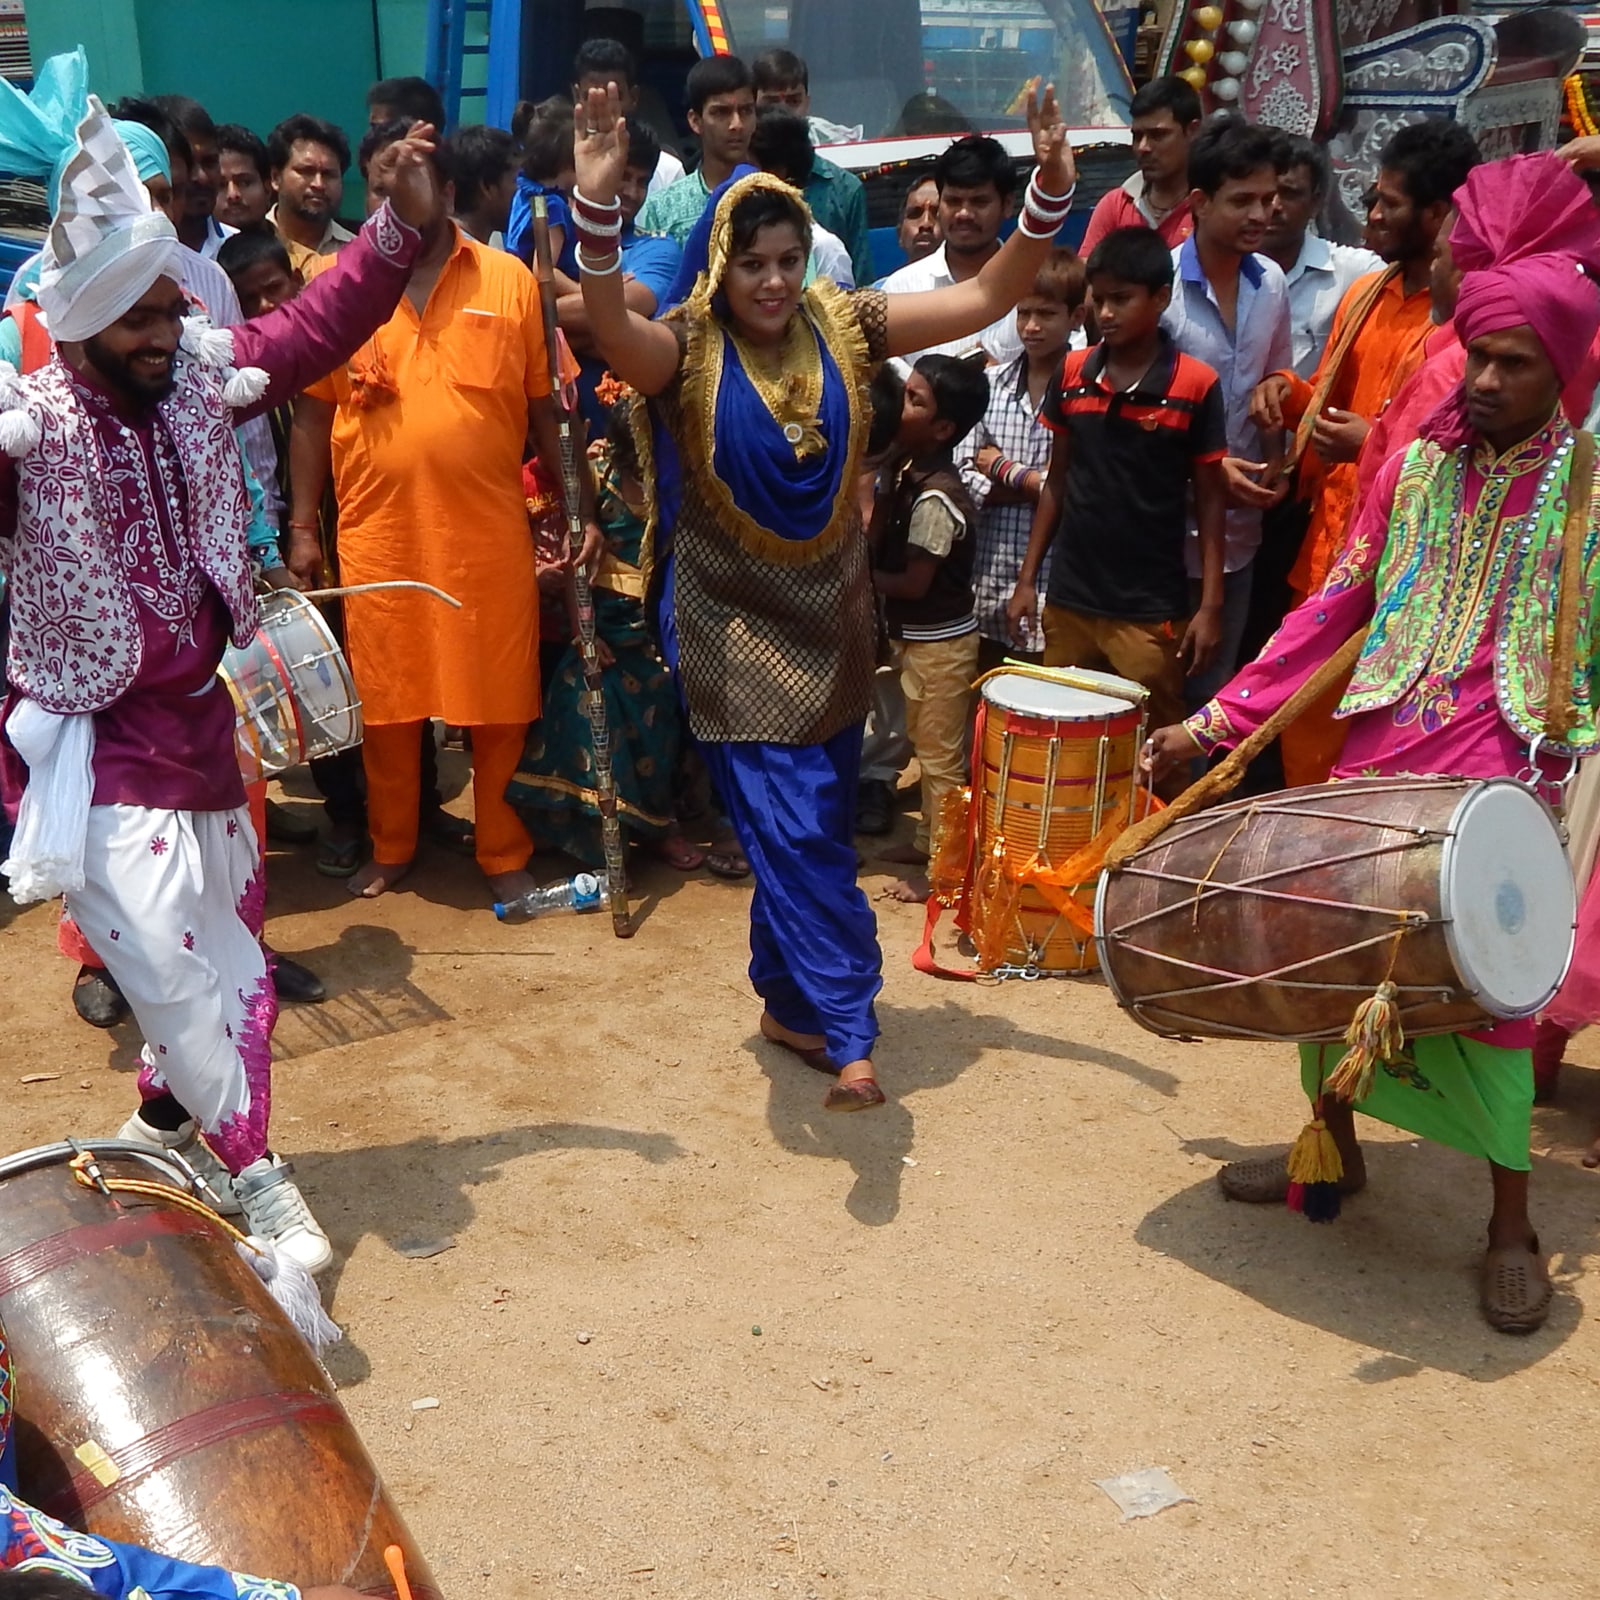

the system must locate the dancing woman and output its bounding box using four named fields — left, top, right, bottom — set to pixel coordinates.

left=572, top=80, right=1076, bottom=1108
